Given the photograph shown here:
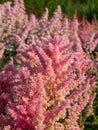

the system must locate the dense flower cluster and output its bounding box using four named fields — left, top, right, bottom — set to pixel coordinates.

left=0, top=0, right=98, bottom=130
